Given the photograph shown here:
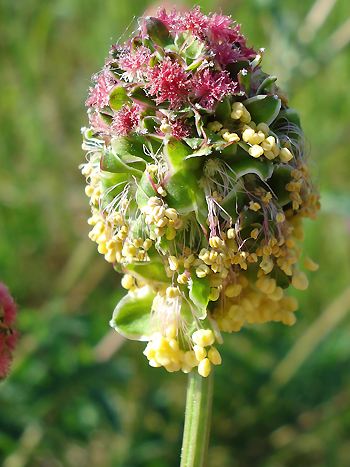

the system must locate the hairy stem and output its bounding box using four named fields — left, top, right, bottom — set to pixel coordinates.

left=180, top=371, right=214, bottom=467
